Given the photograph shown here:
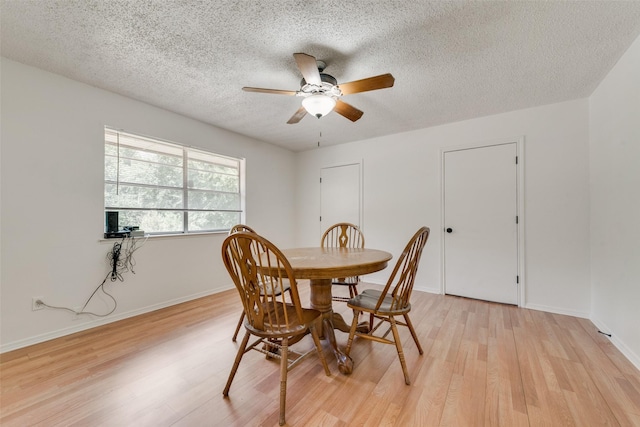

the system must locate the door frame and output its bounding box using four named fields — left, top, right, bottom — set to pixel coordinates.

left=439, top=137, right=526, bottom=307
left=319, top=160, right=364, bottom=236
